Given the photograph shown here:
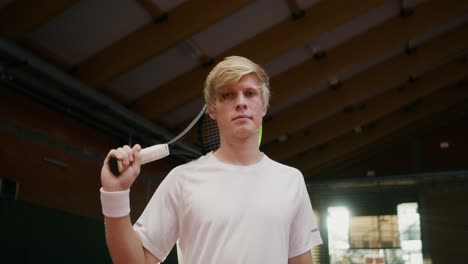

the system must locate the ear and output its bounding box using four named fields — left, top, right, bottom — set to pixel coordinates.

left=208, top=105, right=216, bottom=120
left=261, top=104, right=267, bottom=117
